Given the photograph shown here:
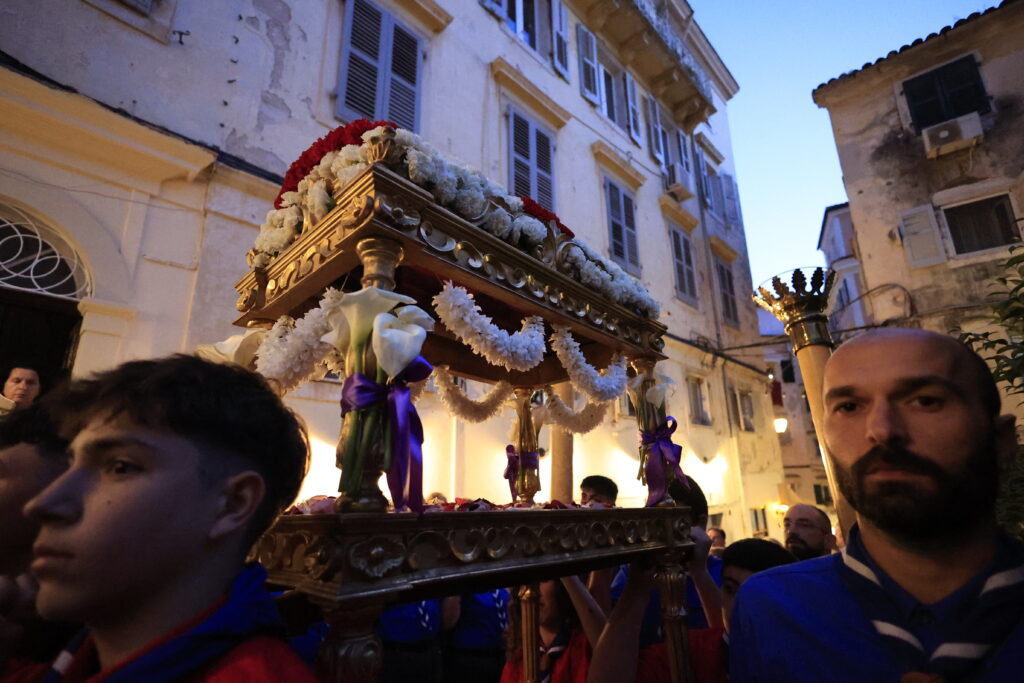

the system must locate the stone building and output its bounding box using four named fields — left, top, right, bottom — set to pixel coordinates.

left=812, top=0, right=1024, bottom=415
left=0, top=0, right=785, bottom=540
